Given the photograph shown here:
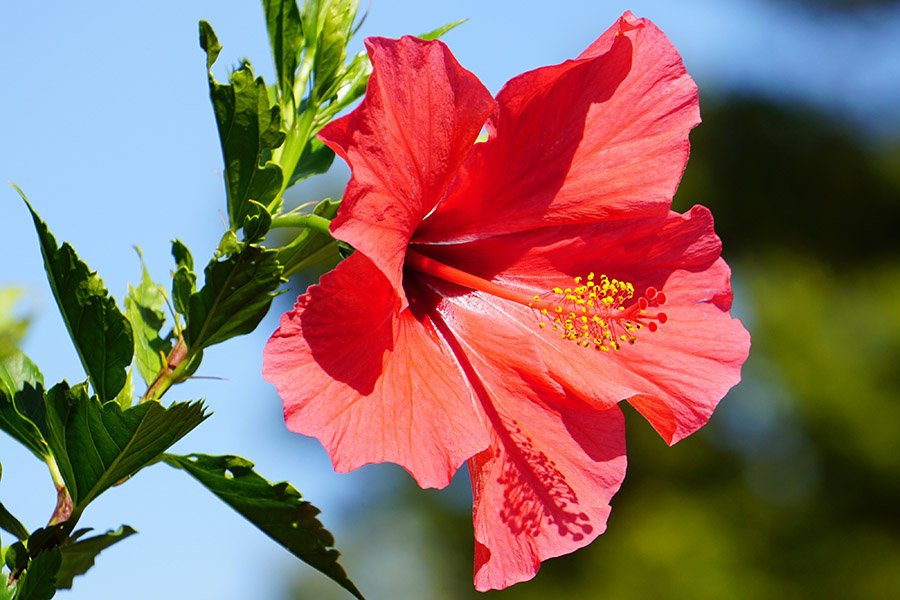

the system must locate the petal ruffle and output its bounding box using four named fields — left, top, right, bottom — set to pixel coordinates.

left=262, top=253, right=491, bottom=488
left=319, top=36, right=495, bottom=296
left=417, top=206, right=749, bottom=443
left=415, top=12, right=699, bottom=243
left=427, top=295, right=626, bottom=590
